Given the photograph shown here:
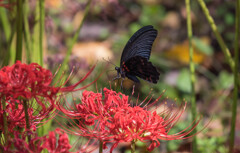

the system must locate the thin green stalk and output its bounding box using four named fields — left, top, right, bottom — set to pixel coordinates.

left=8, top=26, right=16, bottom=65
left=15, top=0, right=24, bottom=62
left=23, top=100, right=31, bottom=142
left=23, top=0, right=32, bottom=64
left=32, top=1, right=40, bottom=64
left=0, top=8, right=10, bottom=39
left=1, top=98, right=8, bottom=144
left=131, top=140, right=136, bottom=153
left=53, top=0, right=92, bottom=85
left=197, top=0, right=234, bottom=71
left=0, top=7, right=11, bottom=66
left=99, top=141, right=103, bottom=153
left=39, top=0, right=45, bottom=66
left=229, top=0, right=240, bottom=152
left=185, top=0, right=197, bottom=152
